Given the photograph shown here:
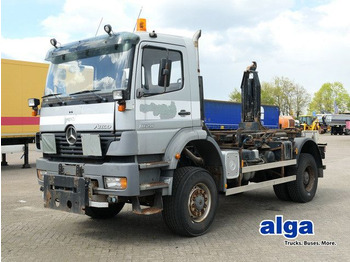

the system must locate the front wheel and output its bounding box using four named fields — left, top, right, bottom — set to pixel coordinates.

left=287, top=153, right=318, bottom=203
left=162, top=167, right=218, bottom=237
